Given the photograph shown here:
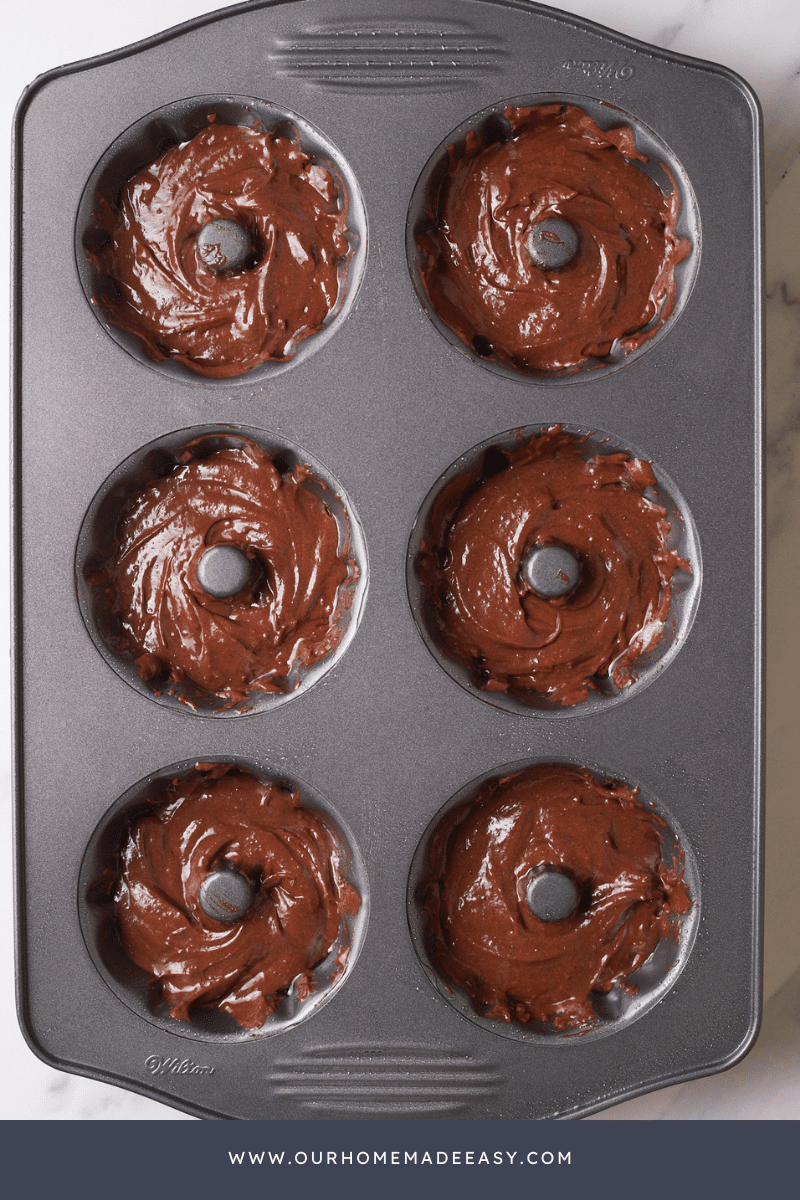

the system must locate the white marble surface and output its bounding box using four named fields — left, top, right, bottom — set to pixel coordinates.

left=1, top=0, right=799, bottom=1120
